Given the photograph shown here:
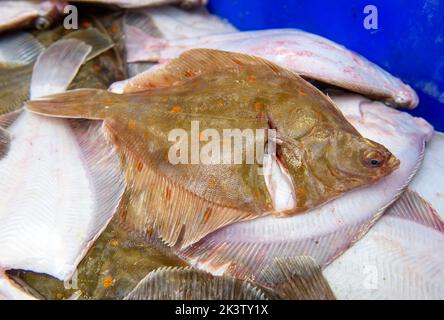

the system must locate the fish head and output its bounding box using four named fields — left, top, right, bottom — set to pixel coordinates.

left=326, top=129, right=400, bottom=184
